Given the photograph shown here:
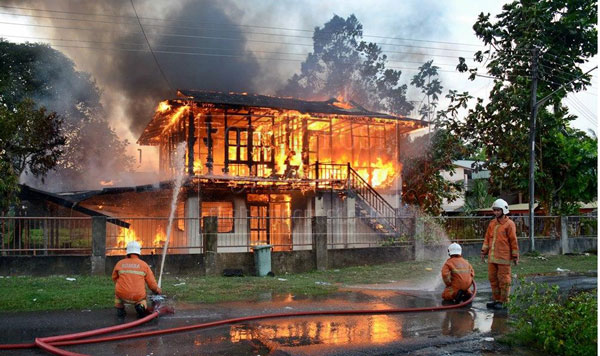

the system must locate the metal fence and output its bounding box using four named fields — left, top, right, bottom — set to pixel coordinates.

left=1, top=215, right=596, bottom=255
left=106, top=217, right=201, bottom=255
left=425, top=216, right=567, bottom=243
left=0, top=217, right=92, bottom=255
left=566, top=216, right=598, bottom=238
